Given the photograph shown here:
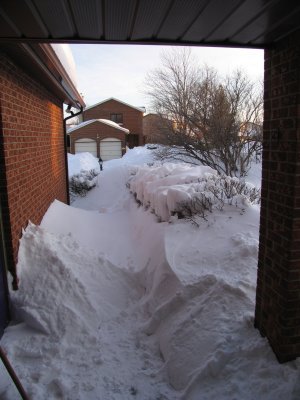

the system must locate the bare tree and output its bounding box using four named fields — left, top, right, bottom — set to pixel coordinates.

left=146, top=49, right=263, bottom=177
